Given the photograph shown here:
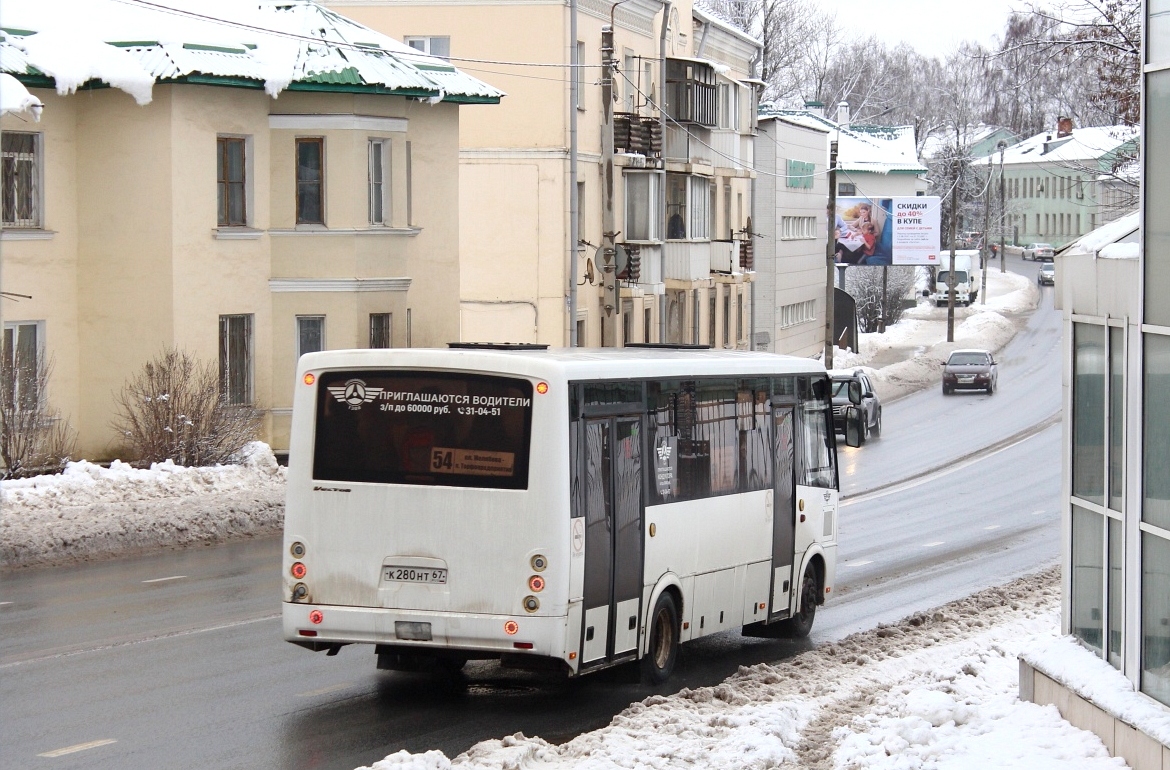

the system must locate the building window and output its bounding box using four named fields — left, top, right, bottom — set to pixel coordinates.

left=689, top=176, right=710, bottom=240
left=716, top=81, right=738, bottom=130
left=1147, top=71, right=1170, bottom=326
left=296, top=138, right=324, bottom=225
left=781, top=216, right=817, bottom=240
left=621, top=299, right=633, bottom=347
left=297, top=316, right=325, bottom=359
left=1145, top=333, right=1170, bottom=531
left=624, top=173, right=659, bottom=241
left=664, top=58, right=716, bottom=126
left=575, top=41, right=585, bottom=110
left=692, top=289, right=701, bottom=345
left=405, top=36, right=450, bottom=59
left=216, top=137, right=246, bottom=227
left=737, top=292, right=744, bottom=342
left=779, top=300, right=816, bottom=329
left=1071, top=503, right=1104, bottom=653
left=405, top=141, right=413, bottom=227
left=1, top=132, right=40, bottom=228
left=838, top=182, right=856, bottom=196
left=1108, top=516, right=1123, bottom=668
left=1073, top=323, right=1106, bottom=506
left=666, top=173, right=687, bottom=239
left=219, top=314, right=253, bottom=405
left=722, top=284, right=730, bottom=348
left=368, top=139, right=389, bottom=225
left=2, top=321, right=41, bottom=411
left=1142, top=532, right=1170, bottom=704
left=577, top=180, right=586, bottom=242
left=644, top=307, right=652, bottom=343
left=1109, top=327, right=1125, bottom=511
left=708, top=290, right=716, bottom=346
left=369, top=313, right=392, bottom=348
